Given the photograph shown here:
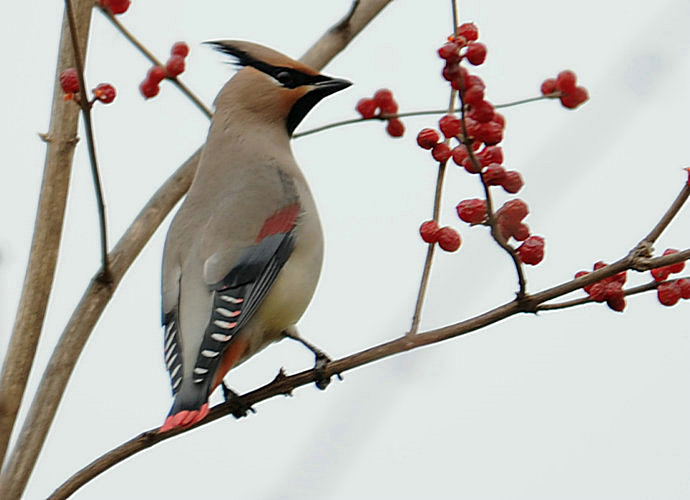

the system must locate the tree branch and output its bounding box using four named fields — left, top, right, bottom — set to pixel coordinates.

left=0, top=0, right=94, bottom=475
left=0, top=1, right=395, bottom=498
left=49, top=236, right=690, bottom=499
